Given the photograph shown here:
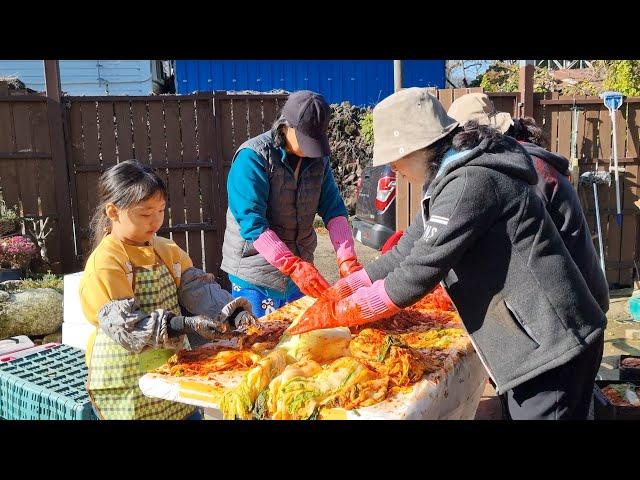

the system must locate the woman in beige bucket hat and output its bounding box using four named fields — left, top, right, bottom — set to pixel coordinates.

left=447, top=92, right=514, bottom=134
left=290, top=87, right=607, bottom=420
